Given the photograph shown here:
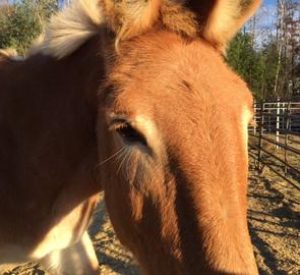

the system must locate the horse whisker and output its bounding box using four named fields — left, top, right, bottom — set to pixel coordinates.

left=97, top=147, right=126, bottom=167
